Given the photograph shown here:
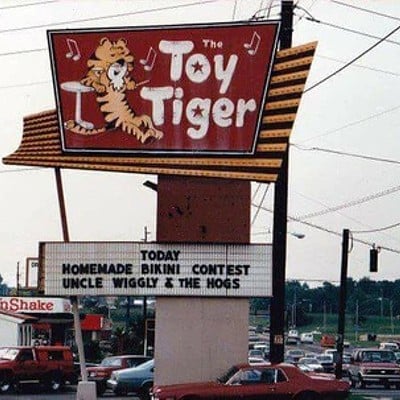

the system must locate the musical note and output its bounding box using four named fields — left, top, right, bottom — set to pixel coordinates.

left=140, top=47, right=157, bottom=71
left=244, top=31, right=261, bottom=56
left=65, top=38, right=81, bottom=61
